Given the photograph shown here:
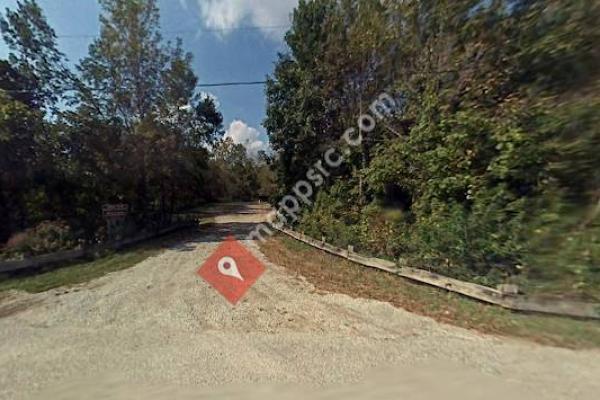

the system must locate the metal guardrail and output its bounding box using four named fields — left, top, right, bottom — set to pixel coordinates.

left=275, top=226, right=600, bottom=320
